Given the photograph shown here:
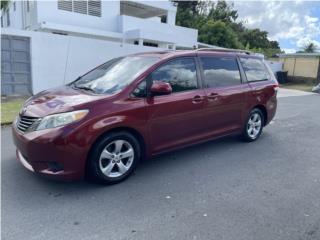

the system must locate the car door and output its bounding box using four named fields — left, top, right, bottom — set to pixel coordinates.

left=146, top=57, right=207, bottom=154
left=199, top=55, right=251, bottom=136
